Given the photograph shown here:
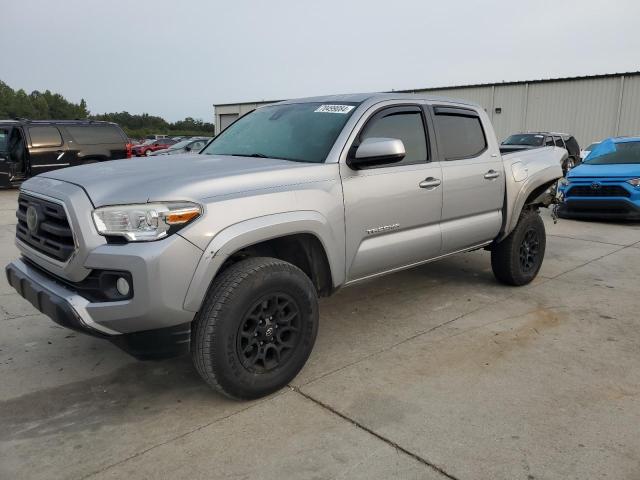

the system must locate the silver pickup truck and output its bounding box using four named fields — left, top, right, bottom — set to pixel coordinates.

left=5, top=93, right=565, bottom=399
